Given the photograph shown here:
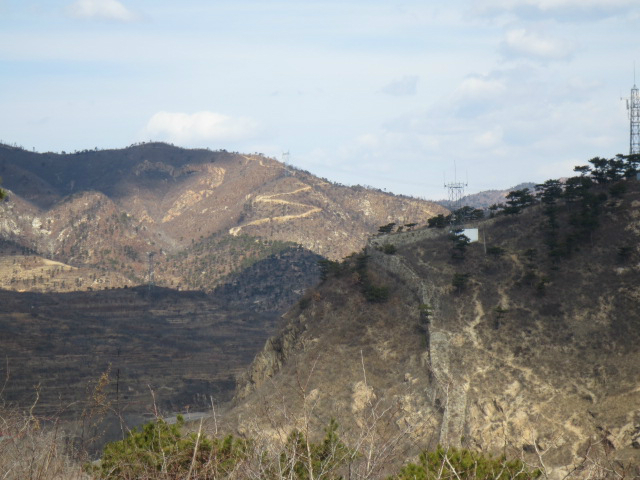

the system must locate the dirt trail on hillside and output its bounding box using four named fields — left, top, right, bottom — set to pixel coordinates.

left=229, top=186, right=322, bottom=236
